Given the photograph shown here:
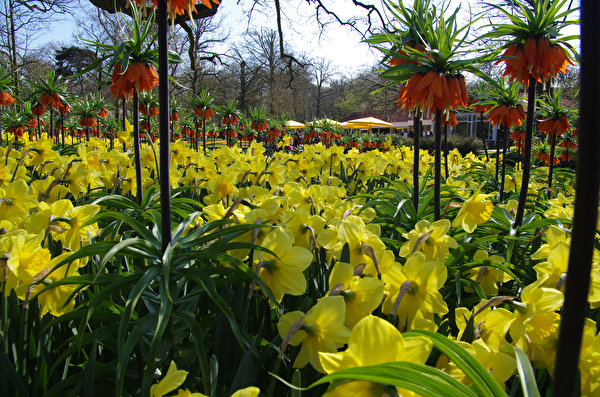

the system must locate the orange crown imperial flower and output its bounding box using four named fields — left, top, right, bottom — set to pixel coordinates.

left=538, top=114, right=570, bottom=136
left=39, top=92, right=62, bottom=108
left=97, top=108, right=109, bottom=118
left=222, top=115, right=238, bottom=126
left=32, top=103, right=46, bottom=117
left=0, top=91, right=15, bottom=106
left=79, top=116, right=98, bottom=127
left=111, top=62, right=158, bottom=98
left=486, top=104, right=526, bottom=128
left=396, top=71, right=468, bottom=112
left=136, top=0, right=220, bottom=22
left=497, top=37, right=572, bottom=86
left=472, top=102, right=493, bottom=115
